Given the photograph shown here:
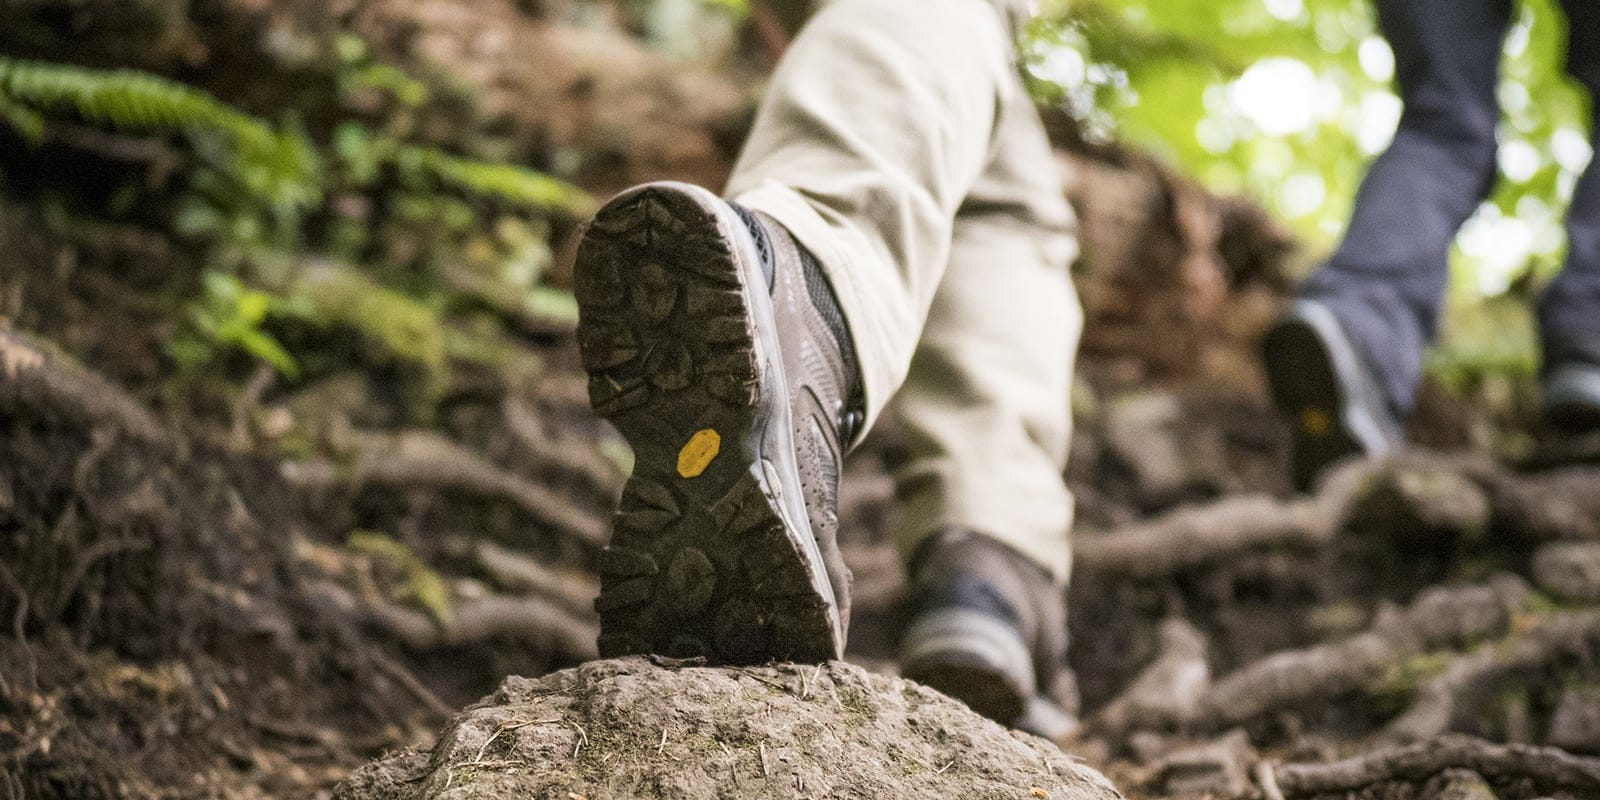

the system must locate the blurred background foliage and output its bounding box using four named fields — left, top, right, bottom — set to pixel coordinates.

left=1, top=0, right=1592, bottom=408
left=1019, top=0, right=1592, bottom=386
